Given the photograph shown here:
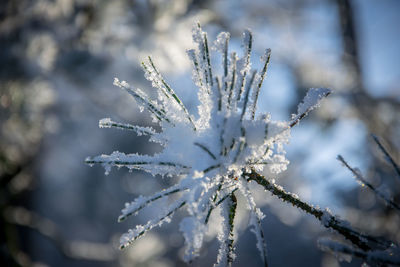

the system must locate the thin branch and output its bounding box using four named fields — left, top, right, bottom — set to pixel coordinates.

left=99, top=118, right=156, bottom=136
left=289, top=89, right=331, bottom=128
left=187, top=49, right=203, bottom=87
left=194, top=142, right=217, bottom=160
left=223, top=34, right=229, bottom=91
left=372, top=134, right=400, bottom=180
left=253, top=212, right=268, bottom=267
left=319, top=239, right=400, bottom=266
left=203, top=32, right=213, bottom=87
left=202, top=164, right=221, bottom=174
left=205, top=188, right=239, bottom=224
left=227, top=52, right=237, bottom=109
left=195, top=23, right=212, bottom=90
left=233, top=127, right=247, bottom=163
left=113, top=78, right=171, bottom=123
left=118, top=186, right=186, bottom=222
left=338, top=155, right=400, bottom=212
left=227, top=193, right=237, bottom=266
left=251, top=49, right=271, bottom=120
left=241, top=70, right=257, bottom=121
left=85, top=159, right=189, bottom=169
left=120, top=201, right=186, bottom=249
left=236, top=29, right=252, bottom=101
left=216, top=76, right=222, bottom=111
left=245, top=170, right=387, bottom=251
left=146, top=56, right=197, bottom=130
